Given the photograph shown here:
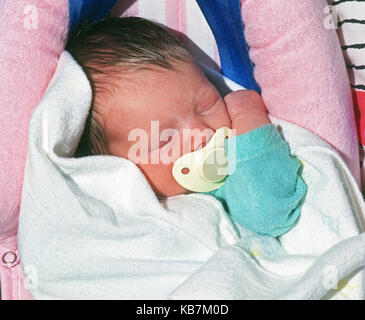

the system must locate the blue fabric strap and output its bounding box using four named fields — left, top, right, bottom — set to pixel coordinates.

left=68, top=0, right=259, bottom=91
left=196, top=0, right=260, bottom=92
left=68, top=0, right=118, bottom=34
